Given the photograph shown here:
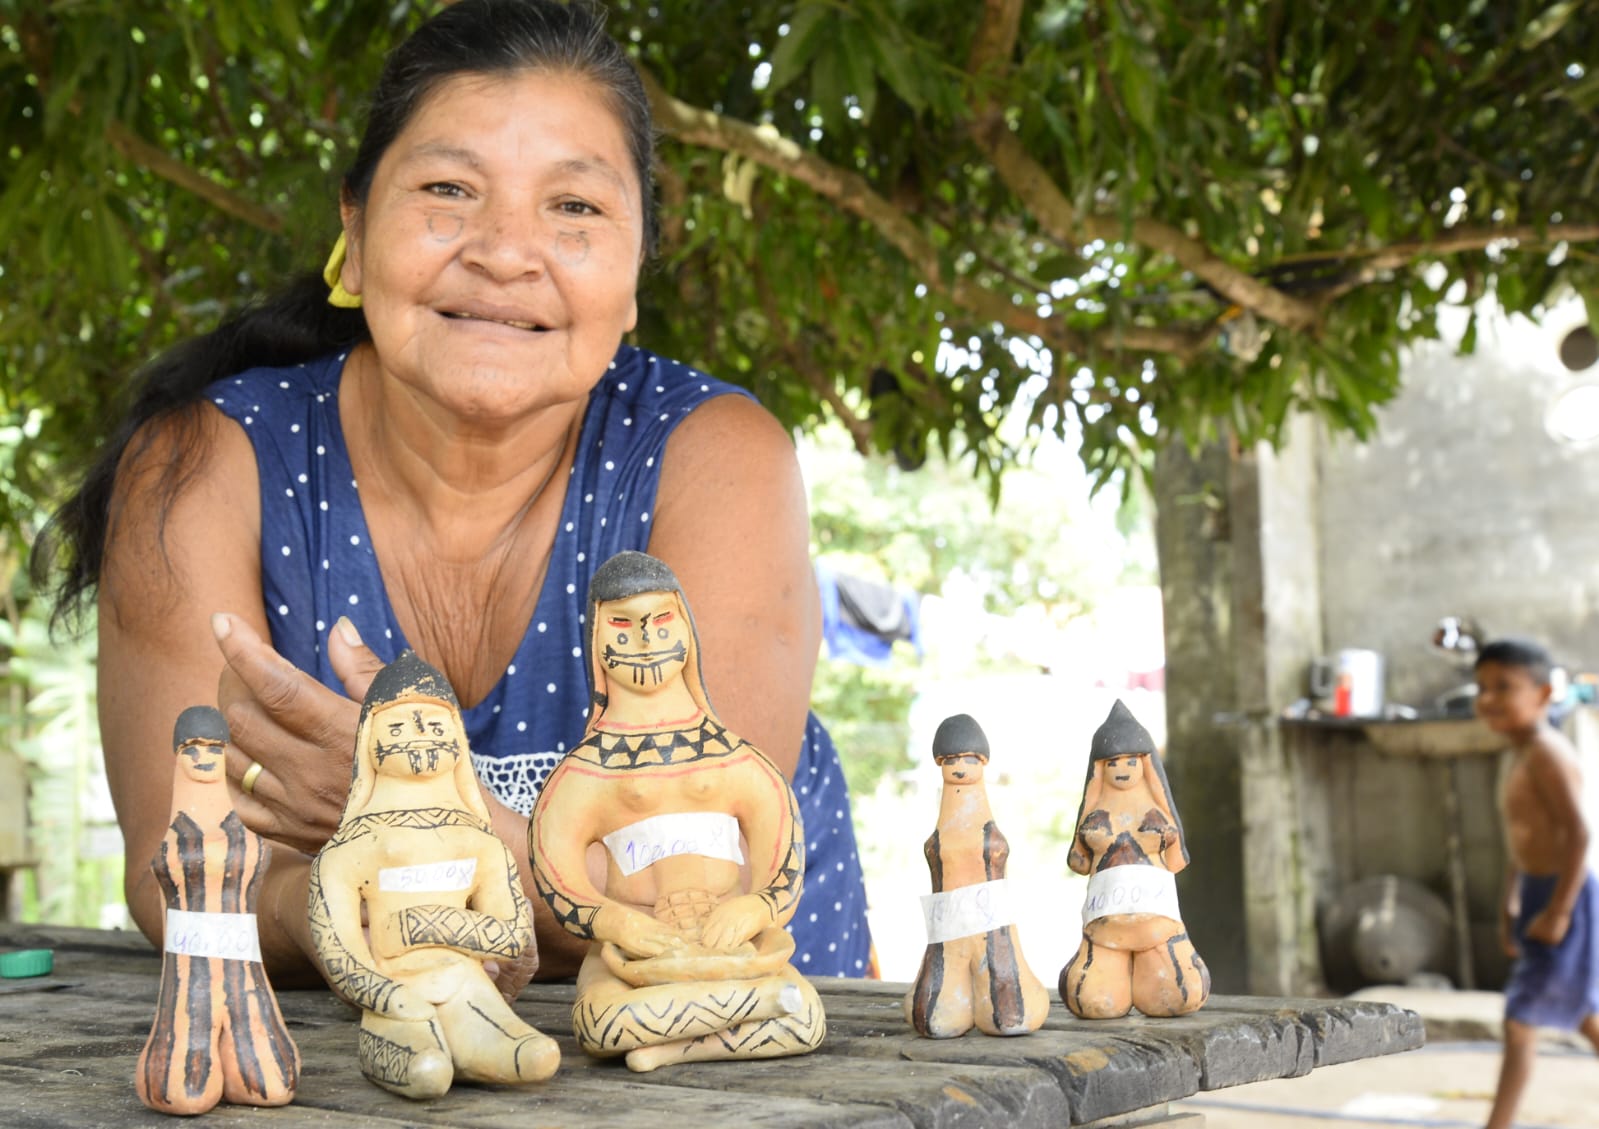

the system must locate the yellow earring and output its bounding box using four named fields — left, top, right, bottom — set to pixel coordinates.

left=322, top=232, right=363, bottom=309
